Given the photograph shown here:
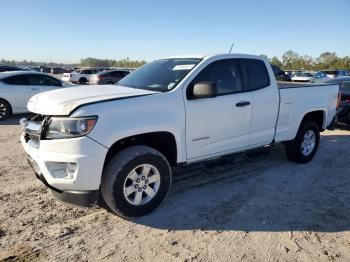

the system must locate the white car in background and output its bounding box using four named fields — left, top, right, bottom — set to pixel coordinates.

left=292, top=71, right=330, bottom=83
left=62, top=69, right=98, bottom=84
left=0, top=71, right=72, bottom=120
left=291, top=72, right=314, bottom=82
